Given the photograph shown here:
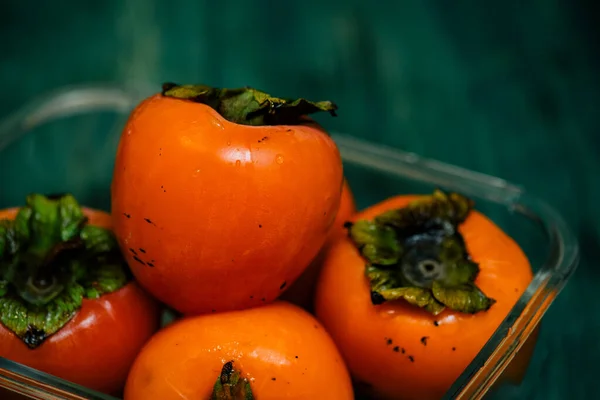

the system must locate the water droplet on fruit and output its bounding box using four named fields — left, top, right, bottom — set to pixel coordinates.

left=226, top=140, right=231, bottom=146
left=235, top=160, right=241, bottom=167
left=276, top=154, right=284, bottom=165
